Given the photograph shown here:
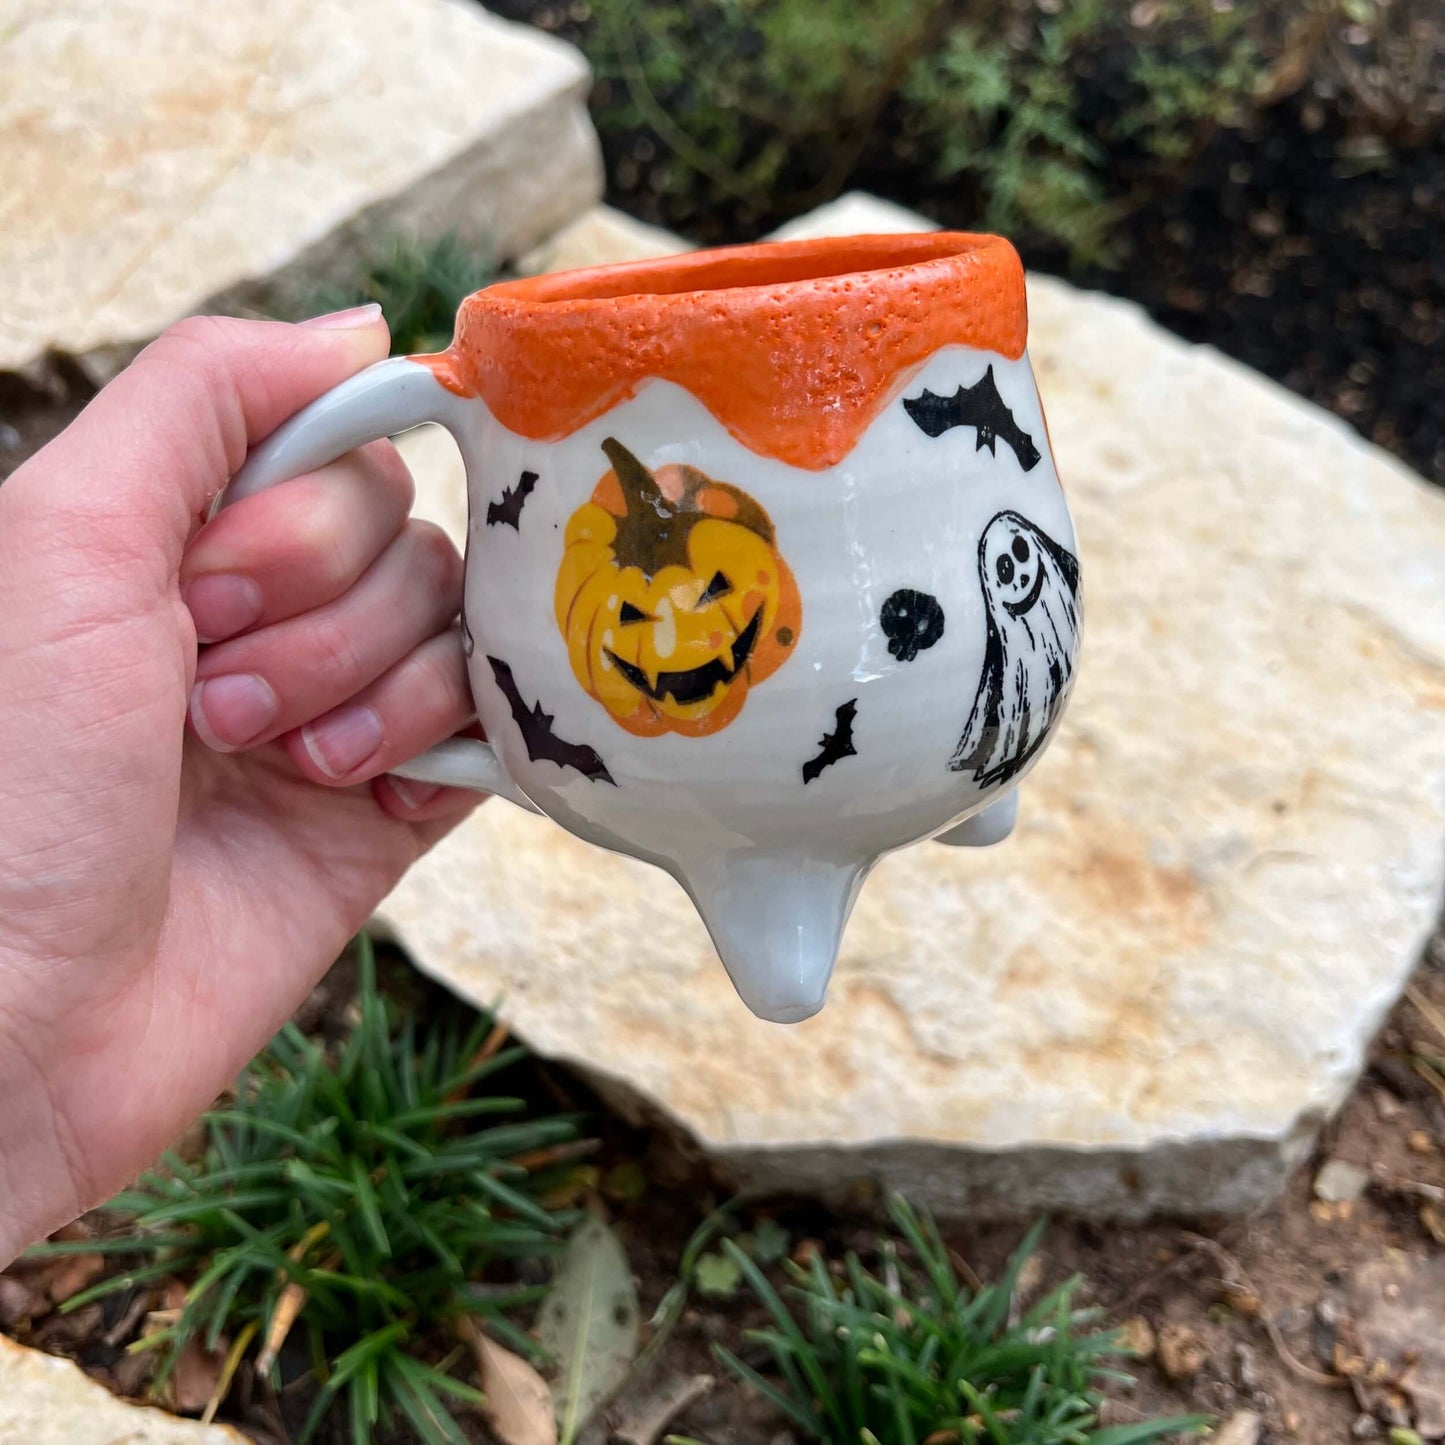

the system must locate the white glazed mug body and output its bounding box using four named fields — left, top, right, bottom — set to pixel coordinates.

left=223, top=234, right=1081, bottom=1022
